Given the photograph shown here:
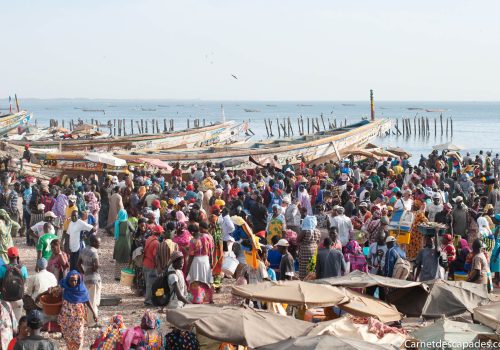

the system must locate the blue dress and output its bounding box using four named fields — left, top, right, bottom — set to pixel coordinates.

left=490, top=234, right=500, bottom=273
